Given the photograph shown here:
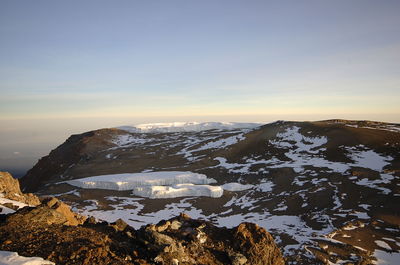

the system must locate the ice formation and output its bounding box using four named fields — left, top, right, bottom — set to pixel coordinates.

left=132, top=184, right=223, bottom=198
left=66, top=173, right=257, bottom=198
left=67, top=171, right=216, bottom=191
